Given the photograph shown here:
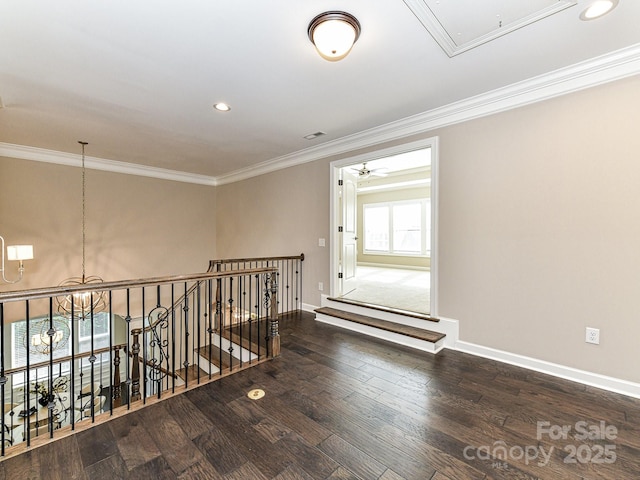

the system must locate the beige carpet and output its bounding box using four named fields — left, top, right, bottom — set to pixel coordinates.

left=341, top=266, right=430, bottom=315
